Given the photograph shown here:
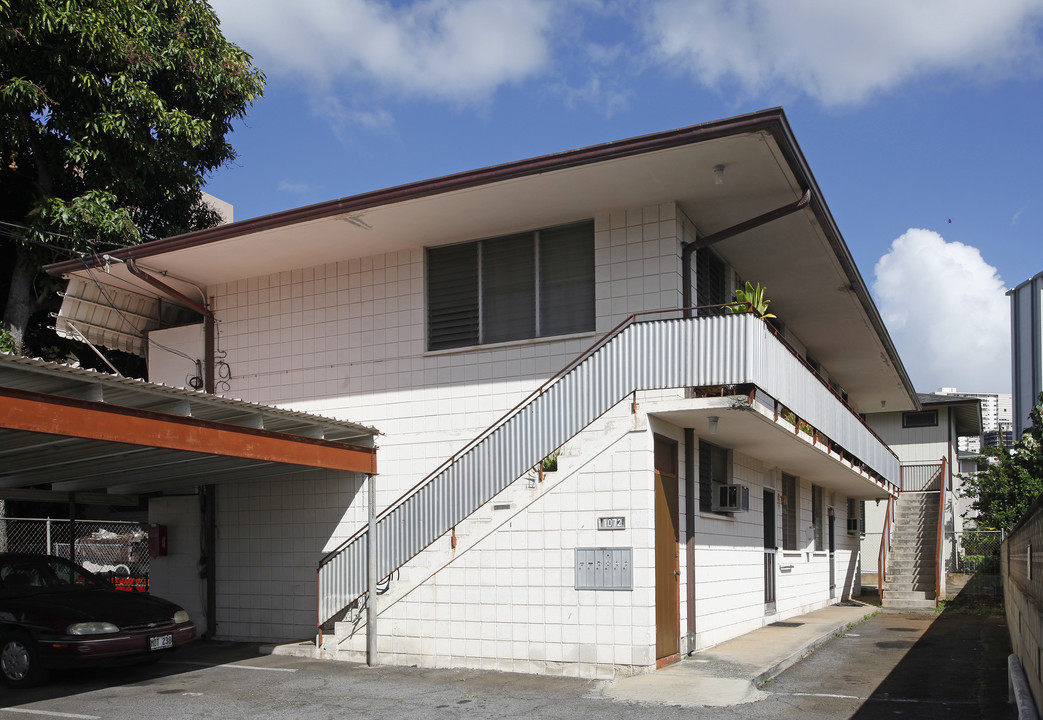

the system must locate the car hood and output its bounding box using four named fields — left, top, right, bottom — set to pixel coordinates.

left=0, top=589, right=182, bottom=634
